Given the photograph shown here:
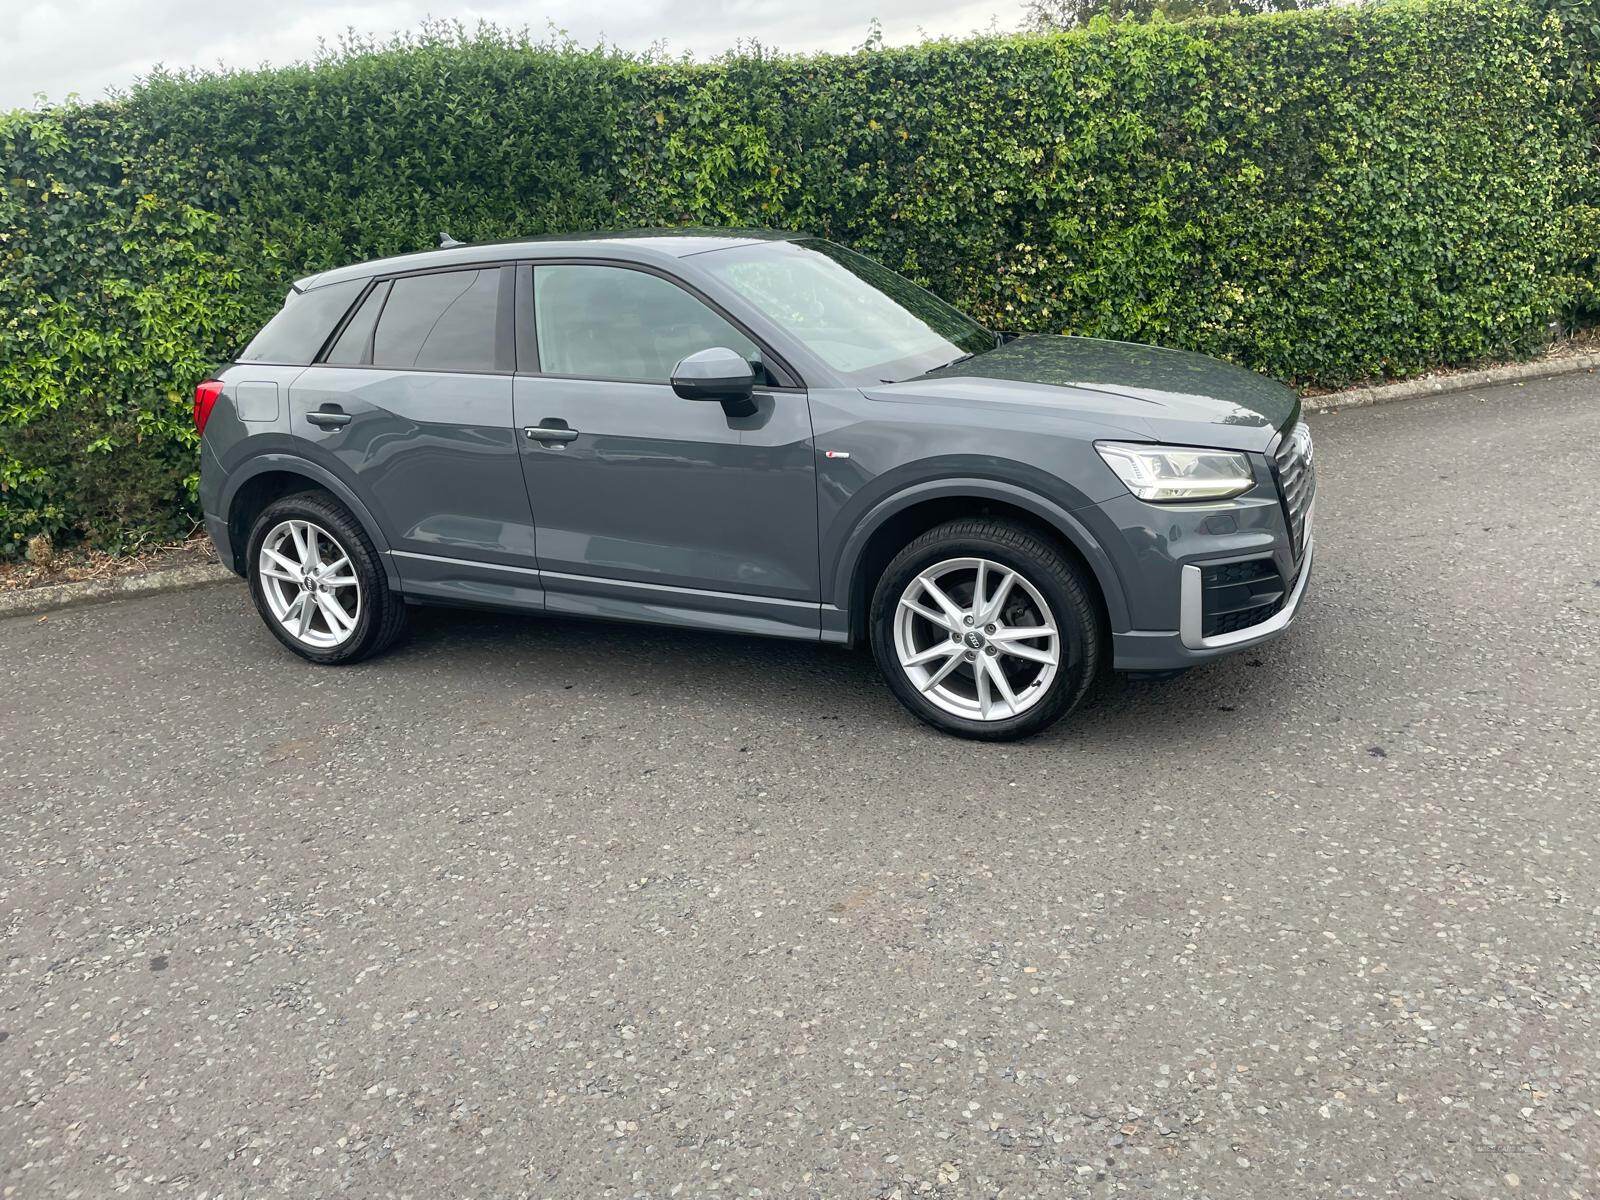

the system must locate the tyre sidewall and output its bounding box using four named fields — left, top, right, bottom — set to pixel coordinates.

left=870, top=530, right=1096, bottom=741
